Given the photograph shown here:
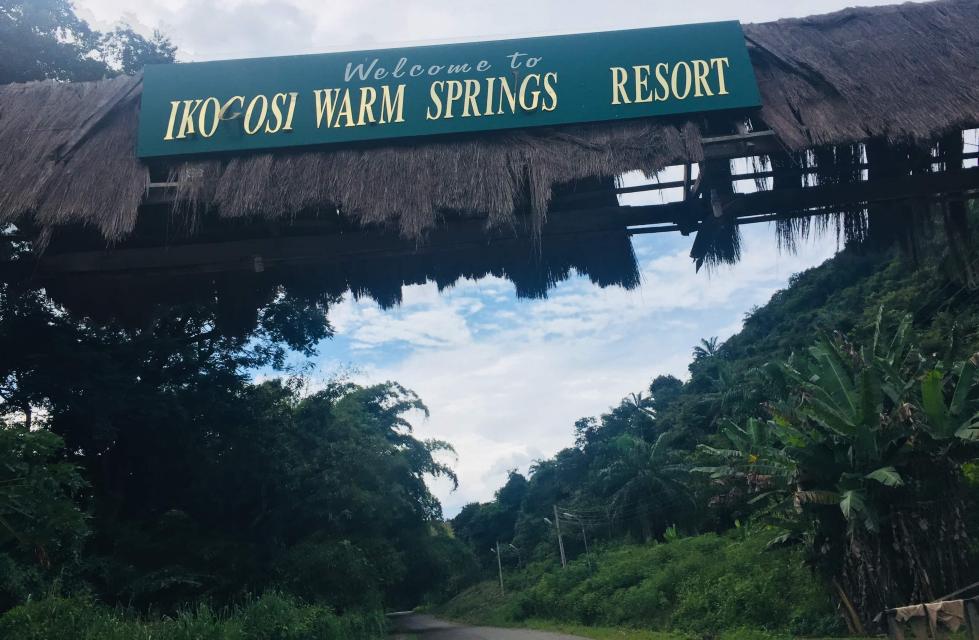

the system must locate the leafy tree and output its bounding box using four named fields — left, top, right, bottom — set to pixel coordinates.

left=75, top=374, right=460, bottom=610
left=600, top=433, right=691, bottom=541
left=648, top=375, right=683, bottom=414
left=698, top=312, right=978, bottom=630
left=0, top=424, right=87, bottom=611
left=692, top=337, right=720, bottom=361
left=0, top=0, right=175, bottom=85
left=99, top=25, right=175, bottom=74
left=0, top=271, right=475, bottom=612
left=452, top=471, right=528, bottom=569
